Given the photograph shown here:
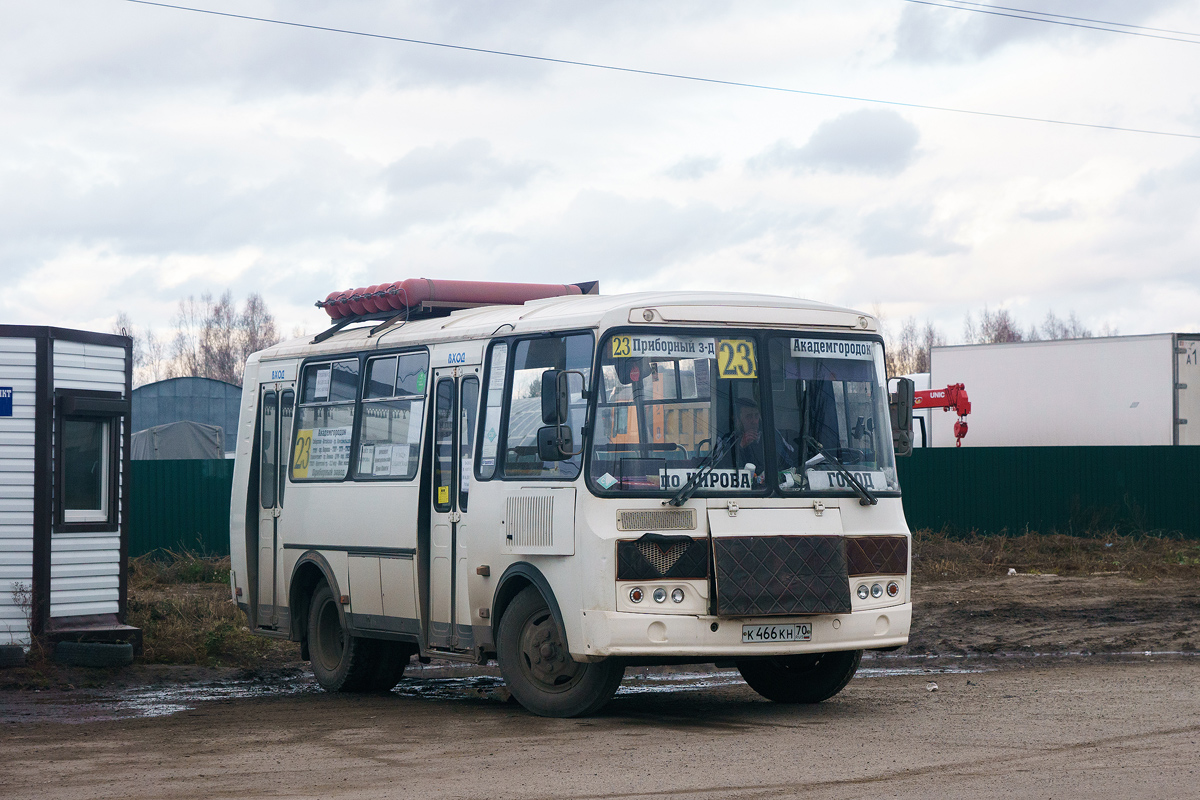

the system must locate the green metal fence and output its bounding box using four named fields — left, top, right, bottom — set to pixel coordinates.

left=129, top=460, right=235, bottom=557
left=127, top=447, right=1200, bottom=558
left=896, top=446, right=1200, bottom=538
